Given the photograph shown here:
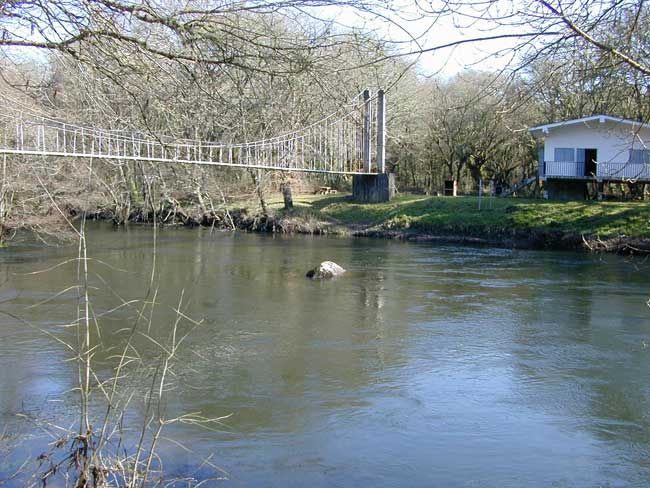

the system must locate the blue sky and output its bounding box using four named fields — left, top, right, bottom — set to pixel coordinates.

left=1, top=1, right=519, bottom=78
left=313, top=1, right=518, bottom=78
